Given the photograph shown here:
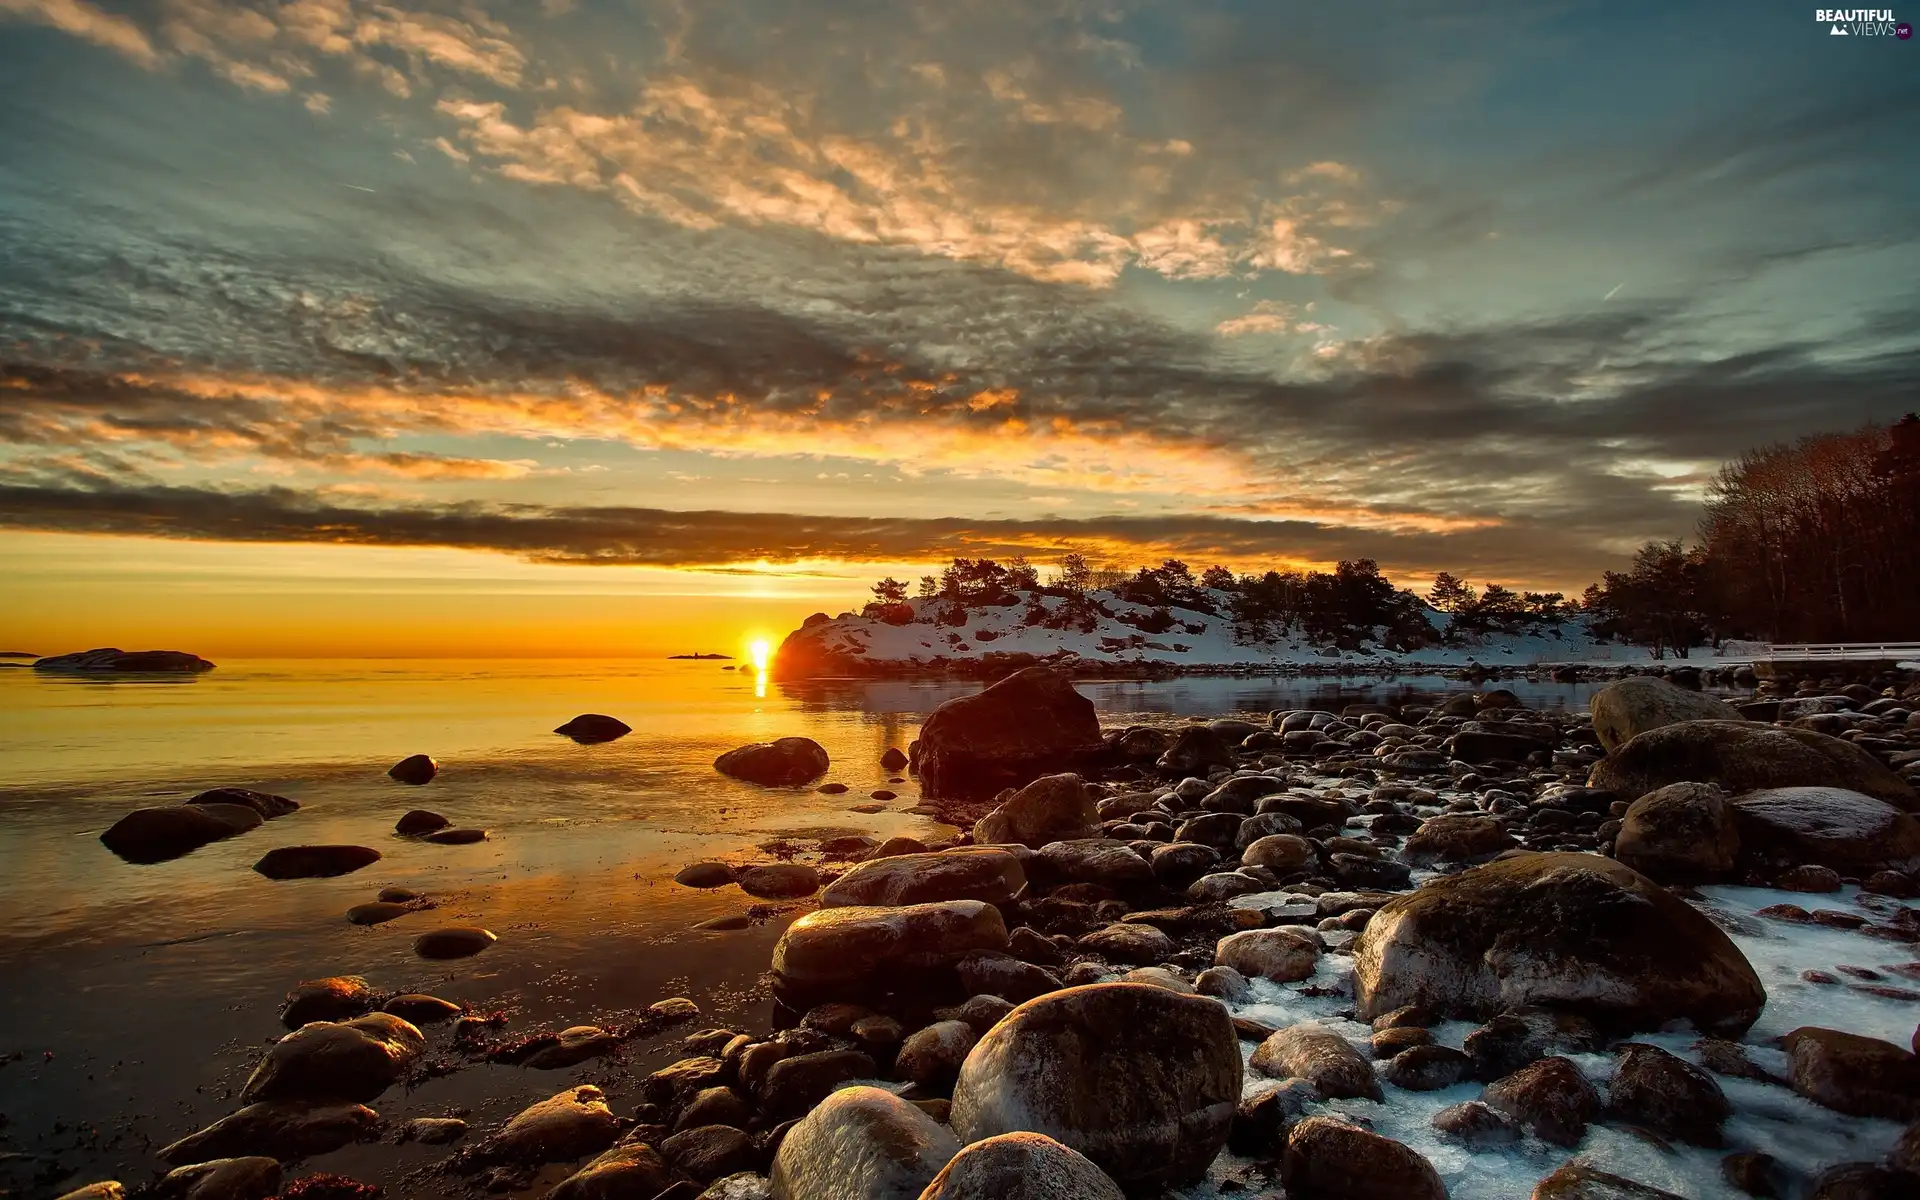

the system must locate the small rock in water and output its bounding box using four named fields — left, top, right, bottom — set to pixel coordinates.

left=280, top=977, right=374, bottom=1028
left=423, top=827, right=488, bottom=845
left=554, top=713, right=631, bottom=743
left=1532, top=1162, right=1686, bottom=1198
left=1782, top=1026, right=1920, bottom=1119
left=377, top=885, right=422, bottom=902
left=254, top=845, right=382, bottom=880
left=100, top=805, right=256, bottom=864
left=383, top=994, right=462, bottom=1023
left=693, top=914, right=752, bottom=931
left=881, top=747, right=909, bottom=771
left=1608, top=1042, right=1732, bottom=1146
left=1250, top=1022, right=1381, bottom=1100
left=394, top=810, right=449, bottom=835
left=190, top=787, right=300, bottom=818
left=1281, top=1117, right=1446, bottom=1200
left=241, top=1014, right=425, bottom=1104
left=676, top=862, right=737, bottom=888
left=518, top=1026, right=621, bottom=1070
left=414, top=927, right=497, bottom=960
left=345, top=902, right=412, bottom=926
left=737, top=863, right=820, bottom=899
left=1431, top=1100, right=1519, bottom=1146
left=714, top=737, right=830, bottom=786
left=387, top=754, right=438, bottom=785
left=1481, top=1055, right=1601, bottom=1147
left=405, top=1117, right=468, bottom=1144
left=473, top=1085, right=620, bottom=1165
left=818, top=782, right=850, bottom=794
